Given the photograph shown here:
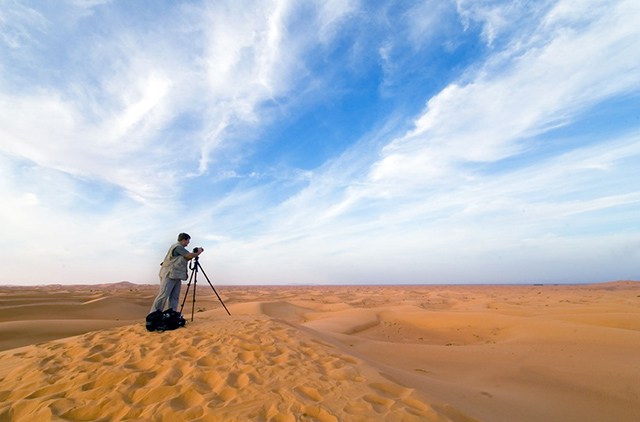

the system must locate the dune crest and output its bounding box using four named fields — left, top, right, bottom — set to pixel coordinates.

left=0, top=314, right=477, bottom=422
